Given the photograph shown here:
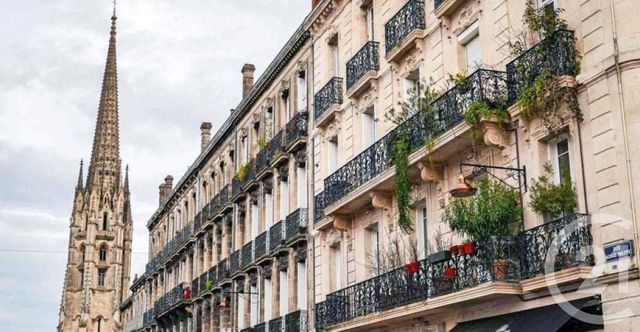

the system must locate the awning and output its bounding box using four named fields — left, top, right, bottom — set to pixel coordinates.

left=450, top=297, right=593, bottom=332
